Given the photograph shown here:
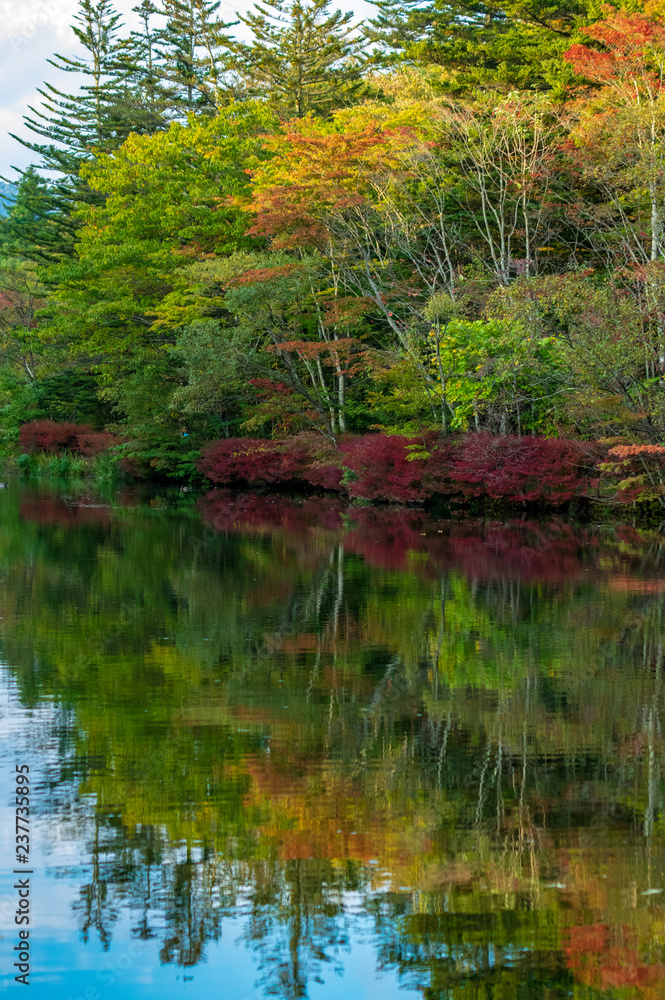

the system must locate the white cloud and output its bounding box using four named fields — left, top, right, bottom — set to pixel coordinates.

left=0, top=25, right=82, bottom=177
left=0, top=0, right=80, bottom=45
left=0, top=105, right=33, bottom=178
